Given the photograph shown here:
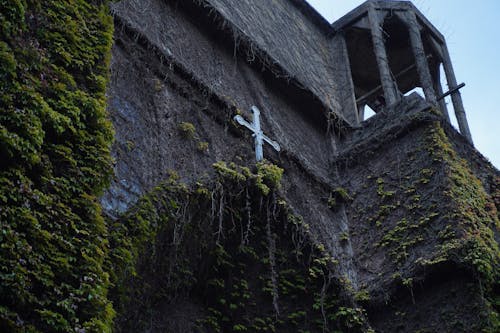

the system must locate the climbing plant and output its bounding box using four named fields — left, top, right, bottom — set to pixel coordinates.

left=108, top=161, right=371, bottom=332
left=0, top=1, right=114, bottom=332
